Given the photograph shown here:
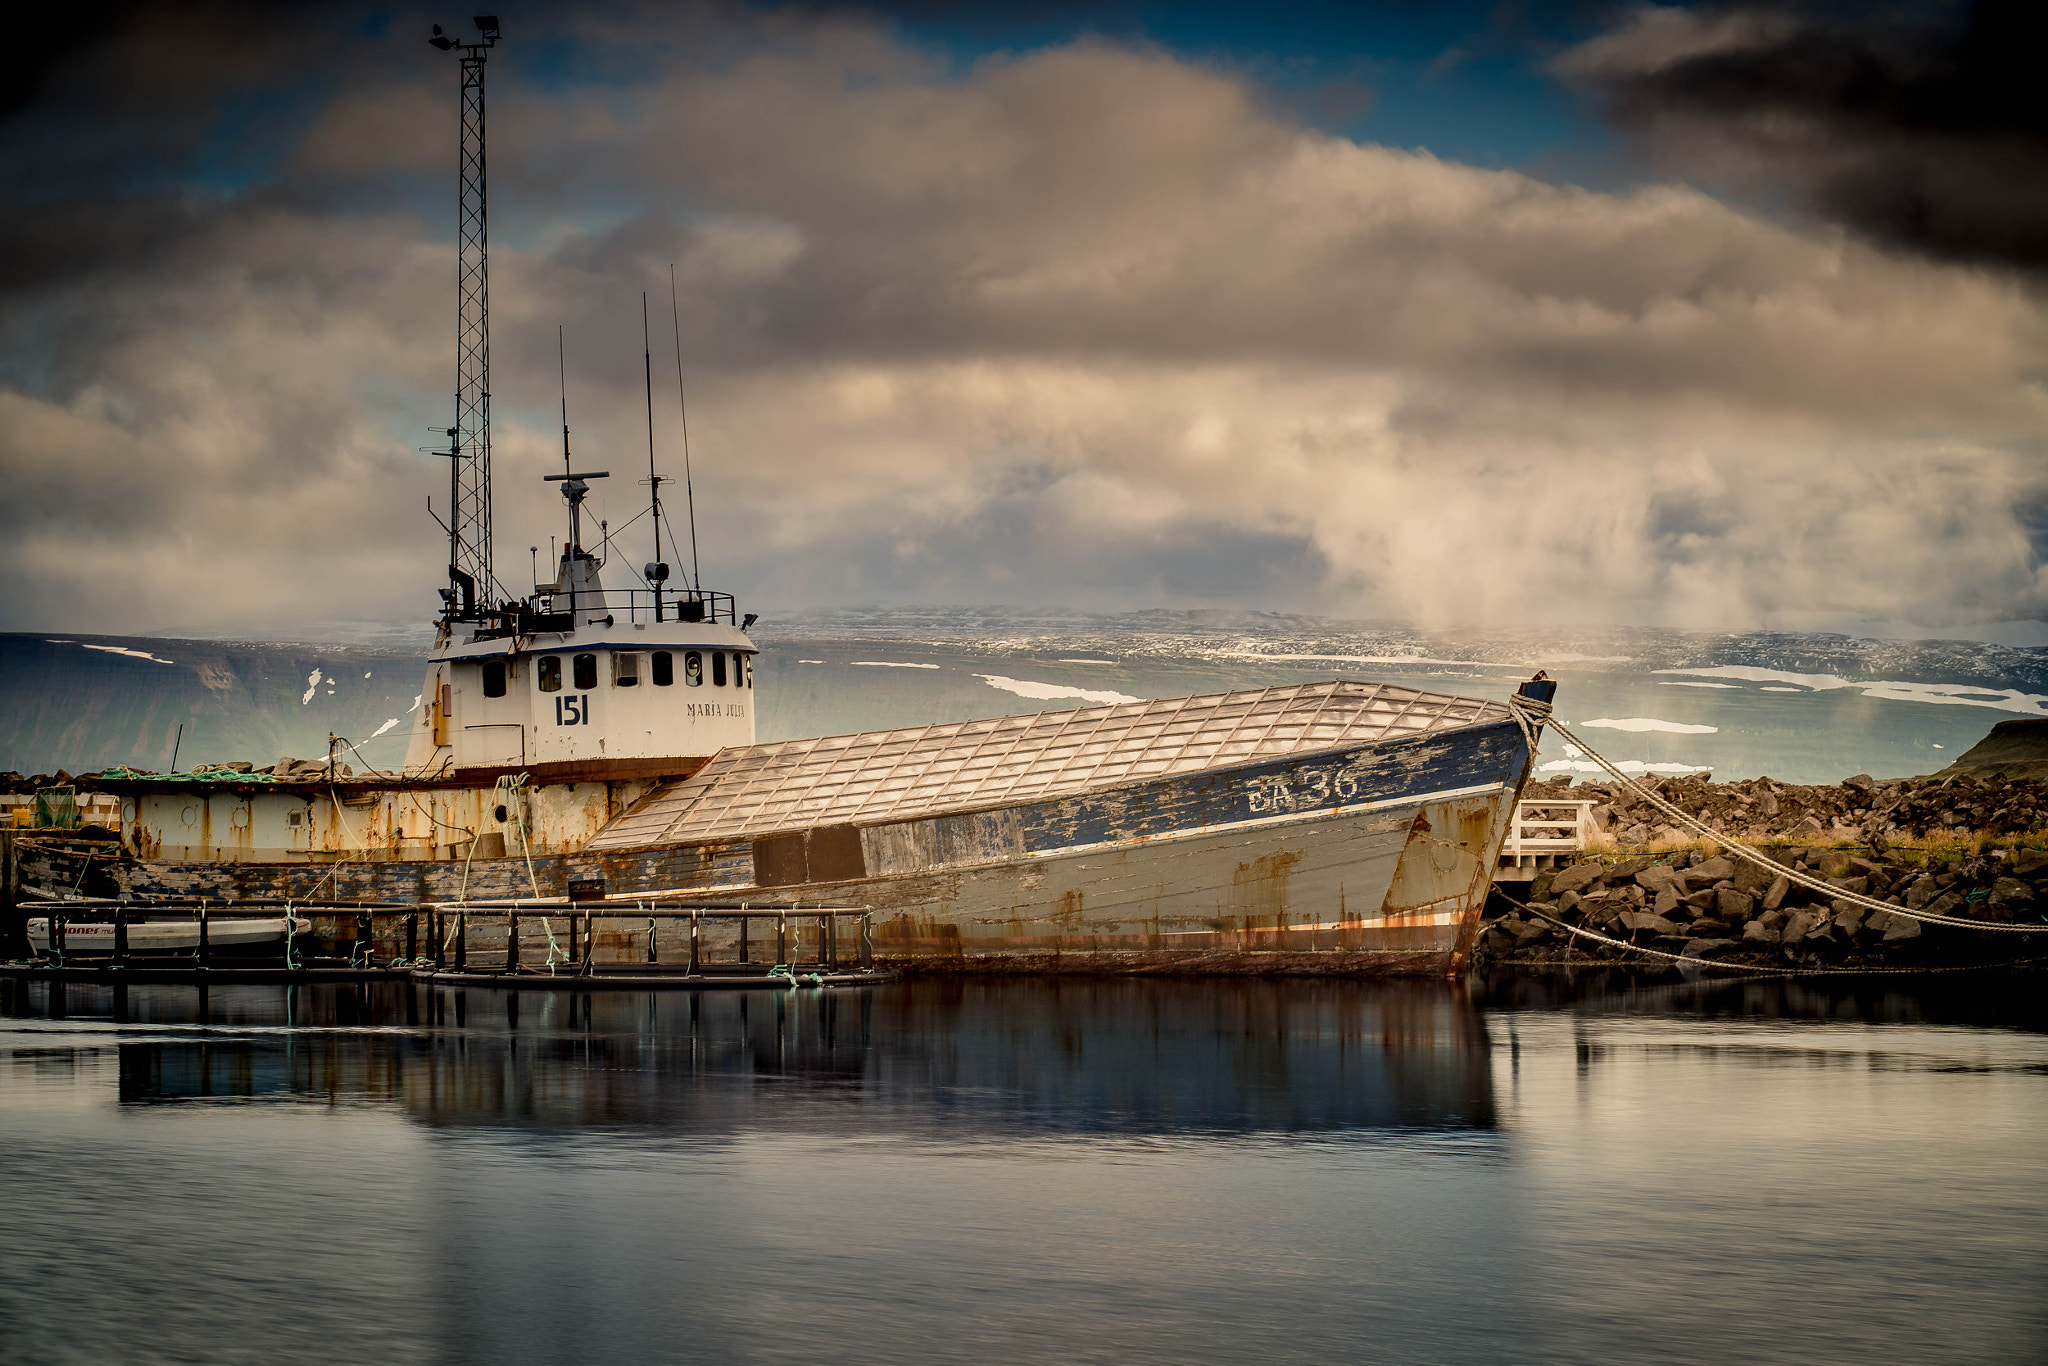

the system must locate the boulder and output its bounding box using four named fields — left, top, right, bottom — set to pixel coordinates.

left=1623, top=911, right=1680, bottom=938
left=1681, top=938, right=1739, bottom=959
left=1781, top=909, right=1825, bottom=944
left=1731, top=860, right=1777, bottom=895
left=2015, top=848, right=2048, bottom=877
left=1824, top=875, right=1870, bottom=897
left=1882, top=912, right=1923, bottom=942
left=1763, top=875, right=1792, bottom=912
left=1687, top=855, right=1740, bottom=886
left=1830, top=900, right=1866, bottom=936
left=1742, top=919, right=1779, bottom=944
left=1654, top=887, right=1681, bottom=917
left=1636, top=864, right=1683, bottom=896
left=1716, top=888, right=1756, bottom=921
left=1989, top=876, right=2034, bottom=910
left=1904, top=875, right=1939, bottom=909
left=1609, top=857, right=1652, bottom=881
left=1791, top=815, right=1825, bottom=838
left=1550, top=862, right=1605, bottom=895
left=1809, top=850, right=1853, bottom=879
